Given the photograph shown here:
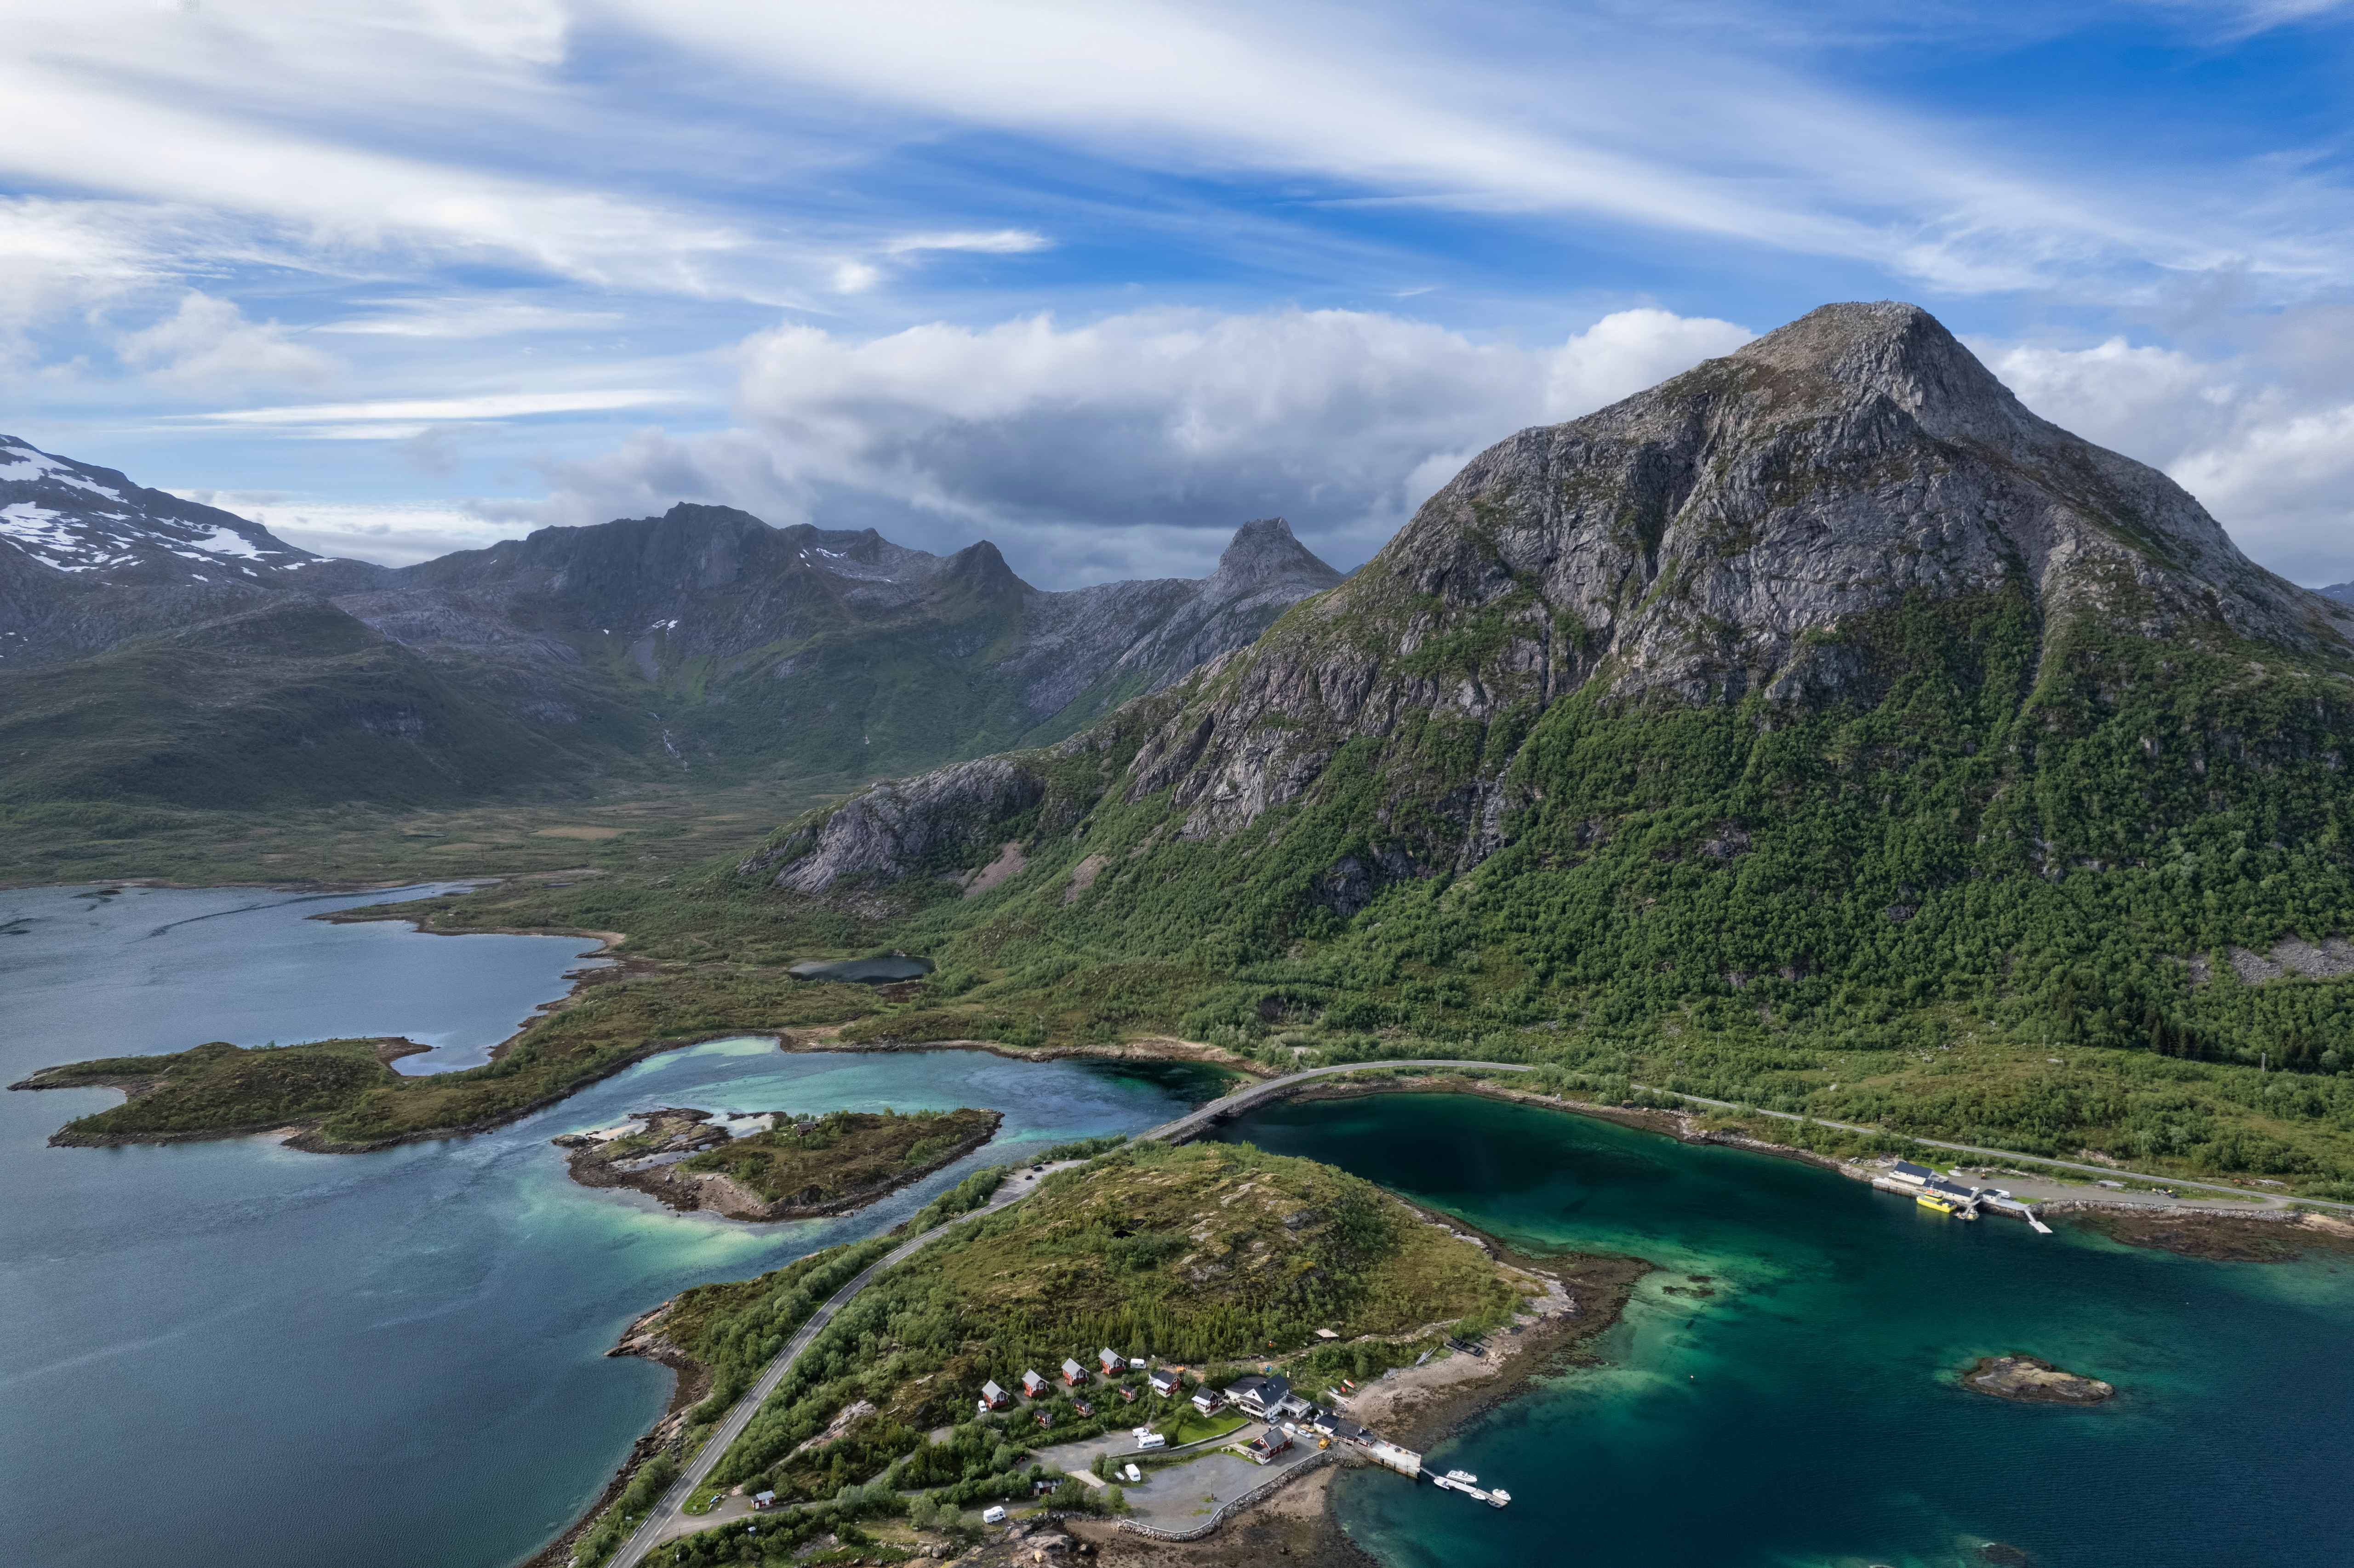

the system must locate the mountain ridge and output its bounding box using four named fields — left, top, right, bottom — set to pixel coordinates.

left=752, top=301, right=2354, bottom=899
left=0, top=434, right=1343, bottom=806
left=720, top=303, right=2354, bottom=1163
